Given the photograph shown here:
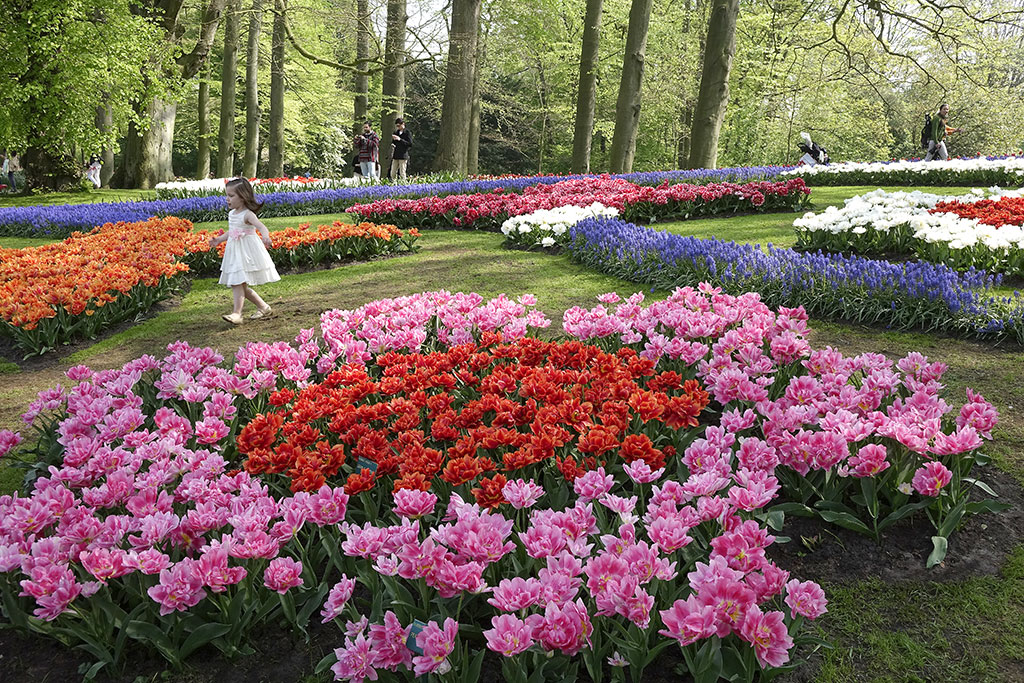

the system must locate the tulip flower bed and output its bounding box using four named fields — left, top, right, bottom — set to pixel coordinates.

left=0, top=167, right=793, bottom=239
left=0, top=219, right=419, bottom=356
left=346, top=177, right=811, bottom=231
left=154, top=176, right=361, bottom=200
left=793, top=189, right=1024, bottom=276
left=501, top=203, right=620, bottom=249
left=567, top=216, right=1024, bottom=343
left=0, top=288, right=1005, bottom=681
left=782, top=155, right=1024, bottom=186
